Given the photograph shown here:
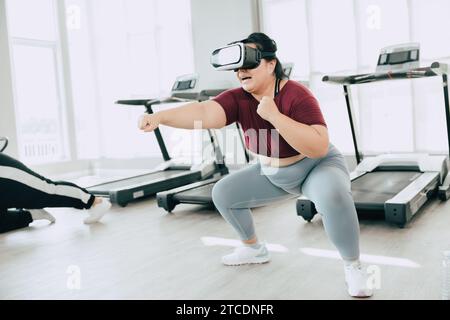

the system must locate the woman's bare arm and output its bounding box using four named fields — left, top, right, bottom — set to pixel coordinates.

left=139, top=100, right=228, bottom=132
